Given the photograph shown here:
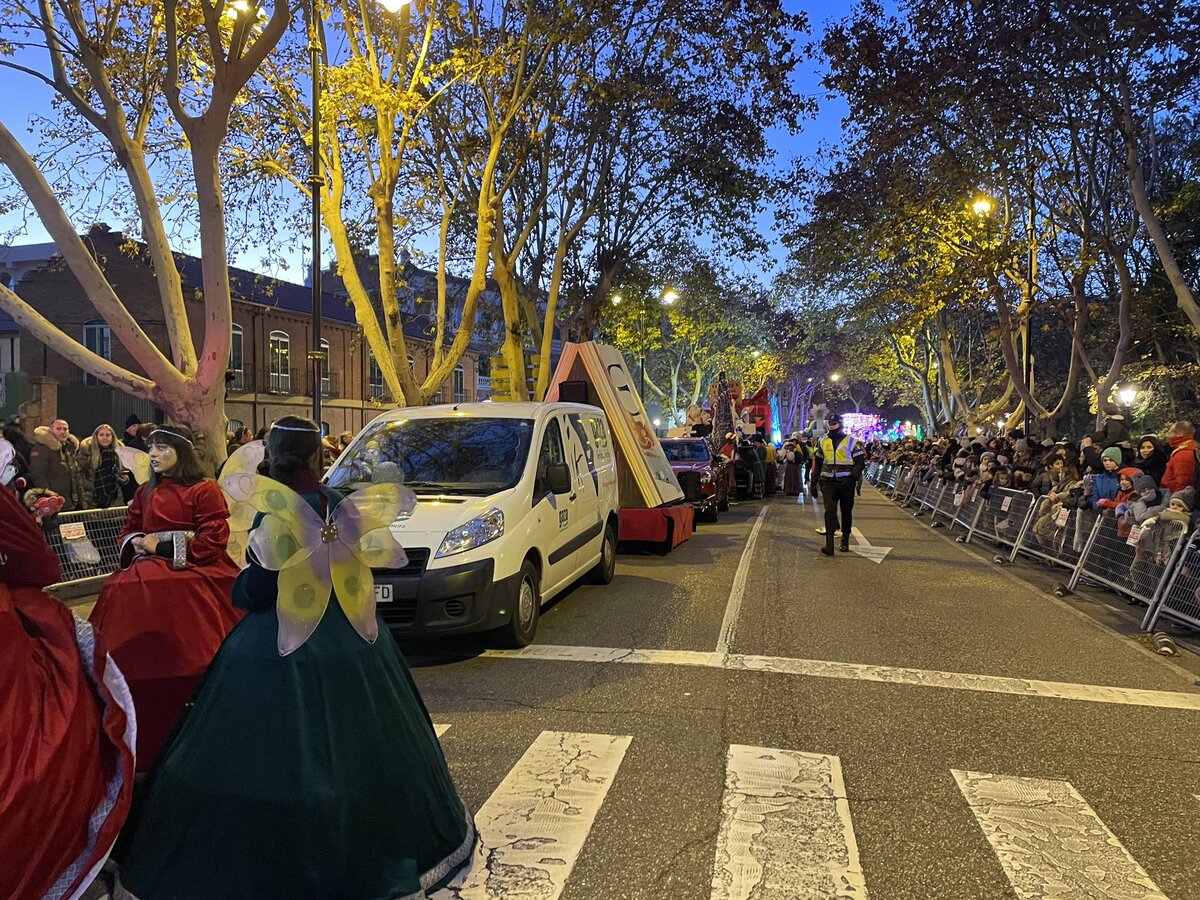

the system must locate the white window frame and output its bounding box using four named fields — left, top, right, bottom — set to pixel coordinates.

left=268, top=330, right=290, bottom=394
left=83, top=319, right=111, bottom=386
left=229, top=324, right=244, bottom=390
left=452, top=364, right=466, bottom=403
